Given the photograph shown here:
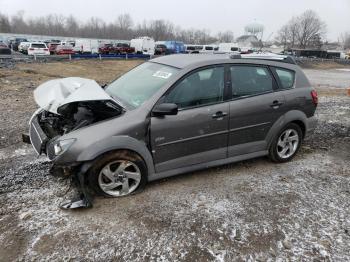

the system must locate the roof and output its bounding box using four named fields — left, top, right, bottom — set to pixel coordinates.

left=150, top=54, right=296, bottom=69
left=150, top=54, right=229, bottom=68
left=236, top=35, right=259, bottom=43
